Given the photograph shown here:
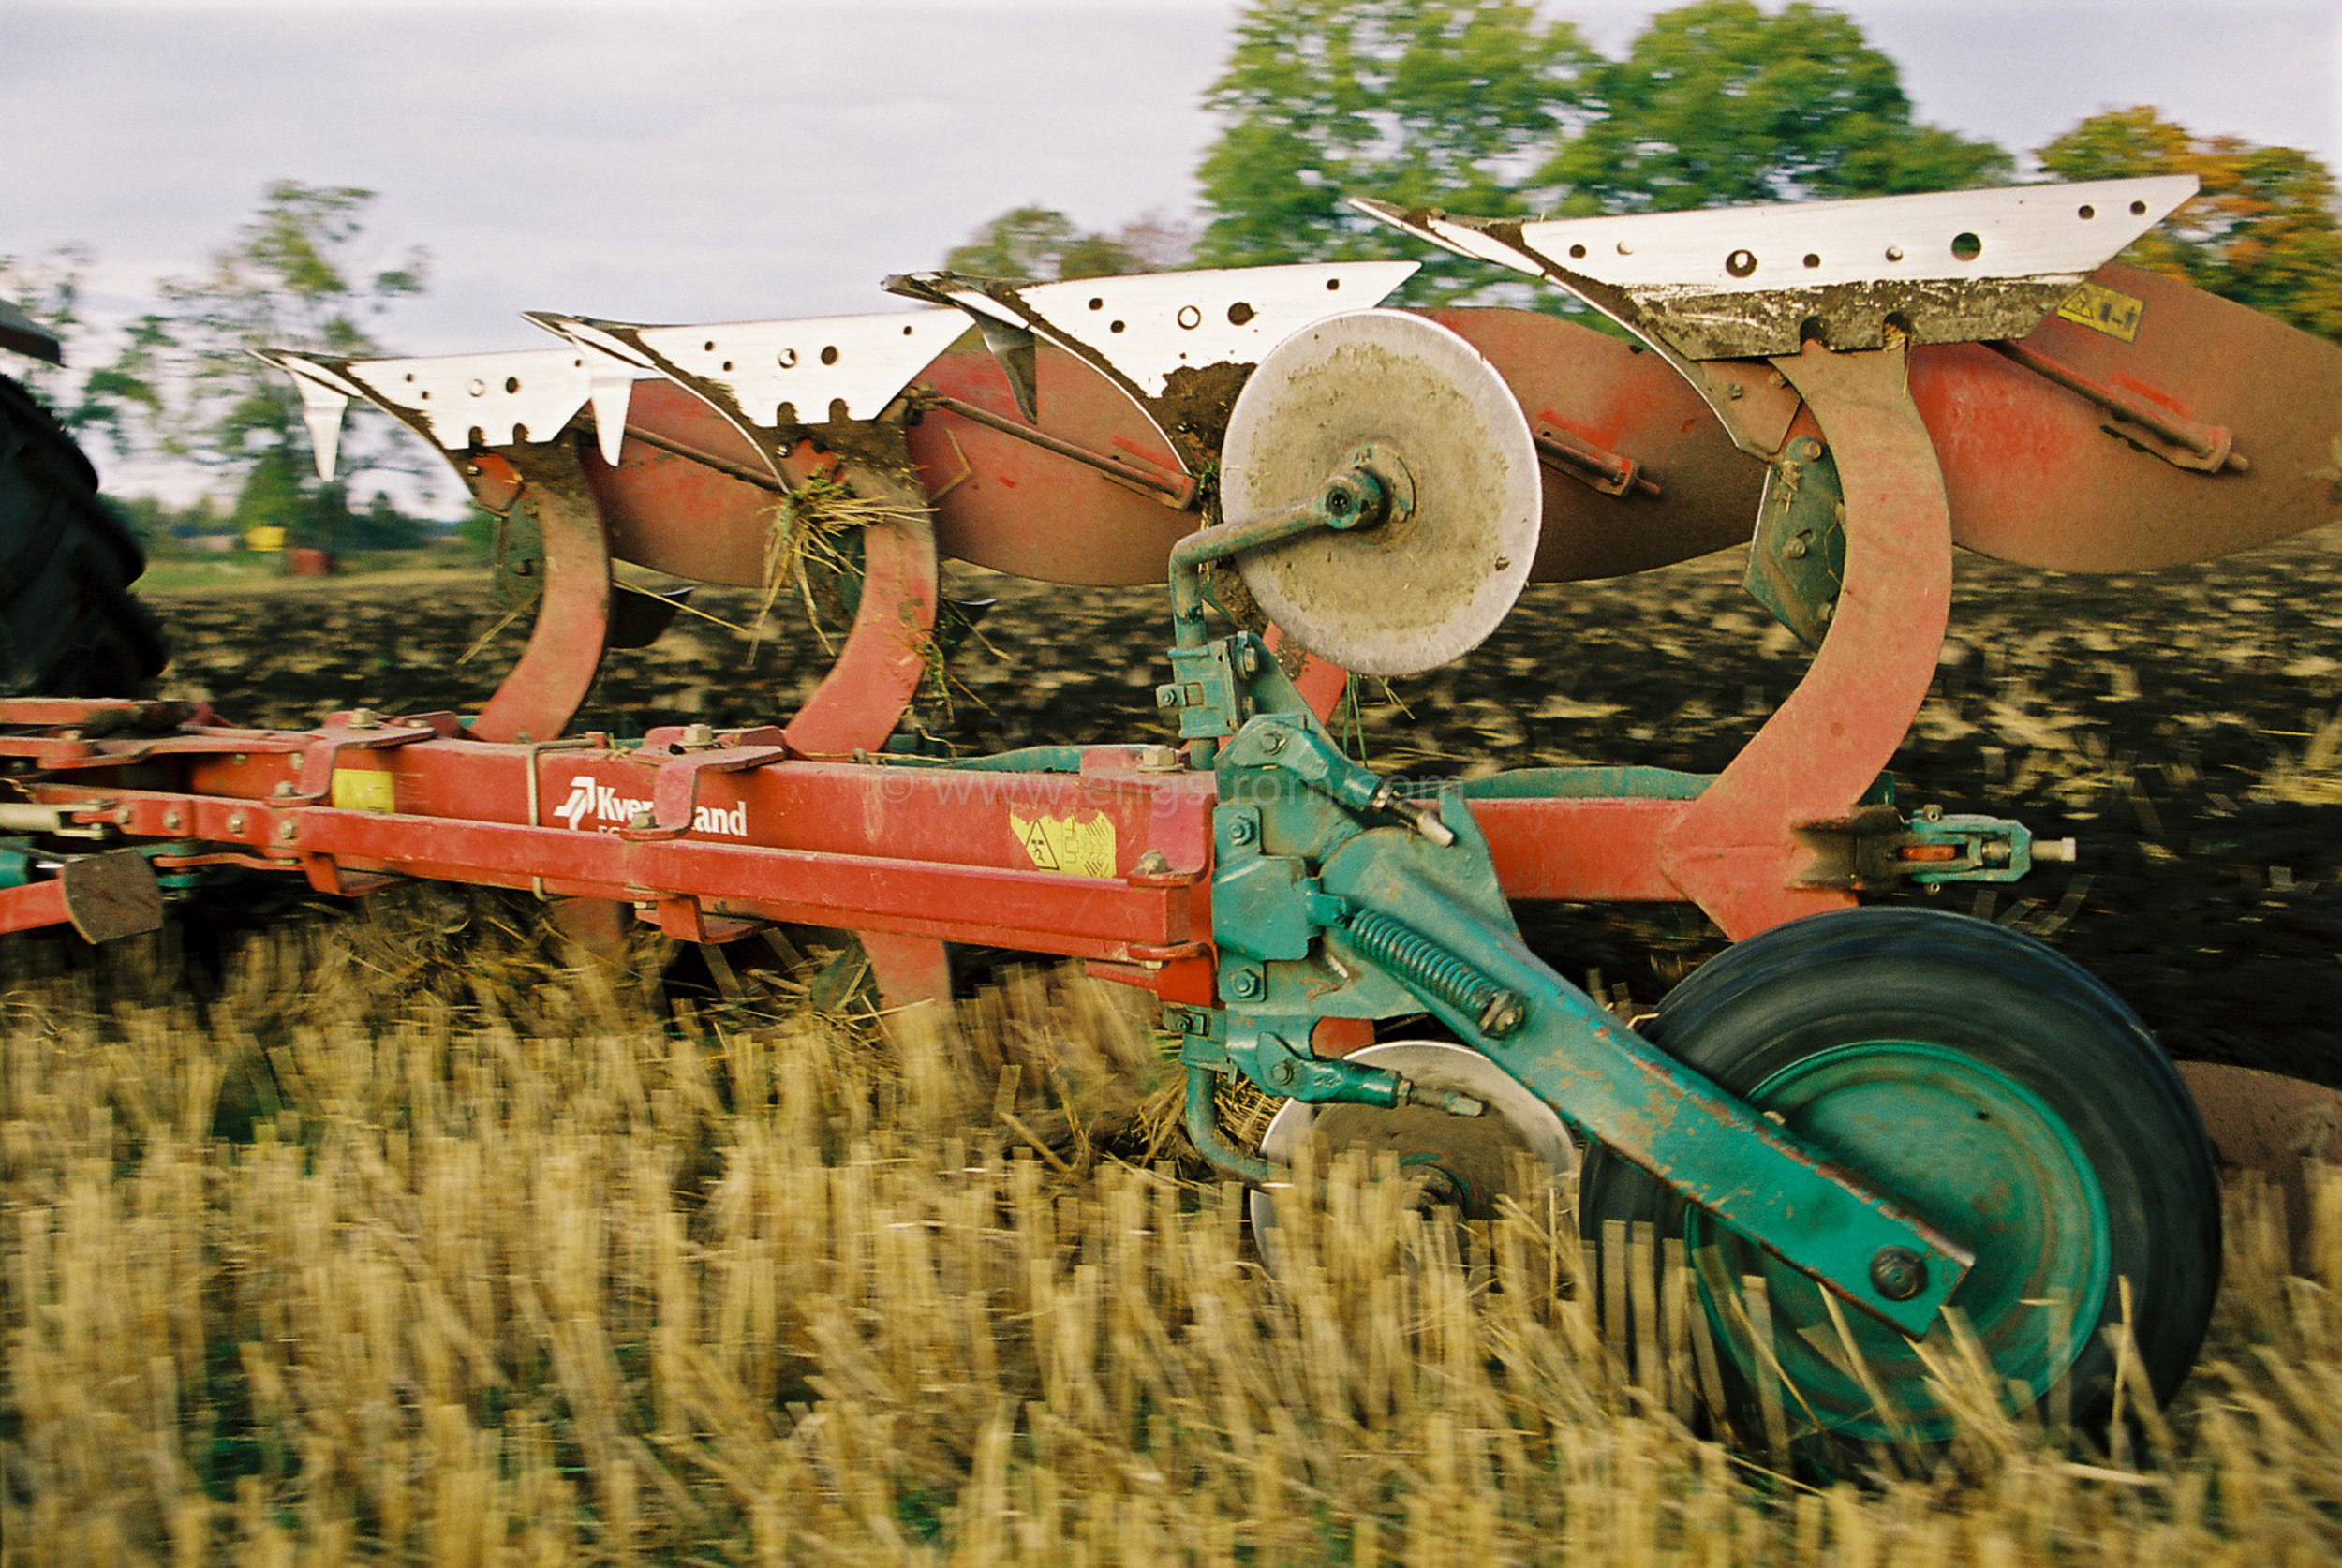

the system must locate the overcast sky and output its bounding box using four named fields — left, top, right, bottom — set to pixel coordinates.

left=3, top=0, right=2335, bottom=496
